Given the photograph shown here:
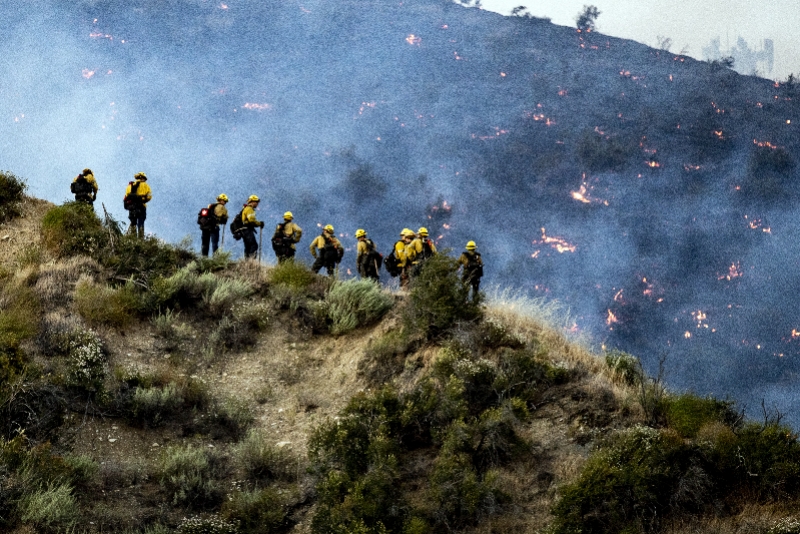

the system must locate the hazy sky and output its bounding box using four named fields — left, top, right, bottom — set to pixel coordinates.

left=480, top=0, right=798, bottom=80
